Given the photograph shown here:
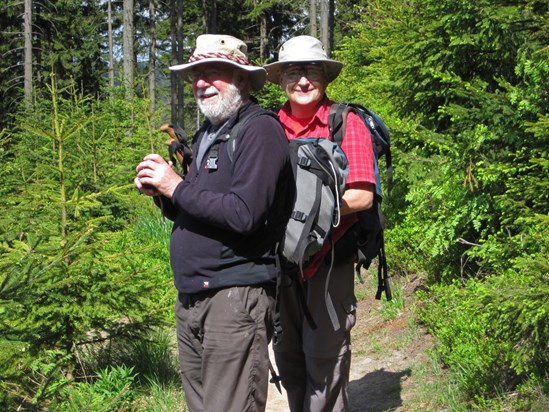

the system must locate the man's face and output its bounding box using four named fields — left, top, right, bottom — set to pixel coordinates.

left=280, top=63, right=327, bottom=110
left=191, top=63, right=243, bottom=124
